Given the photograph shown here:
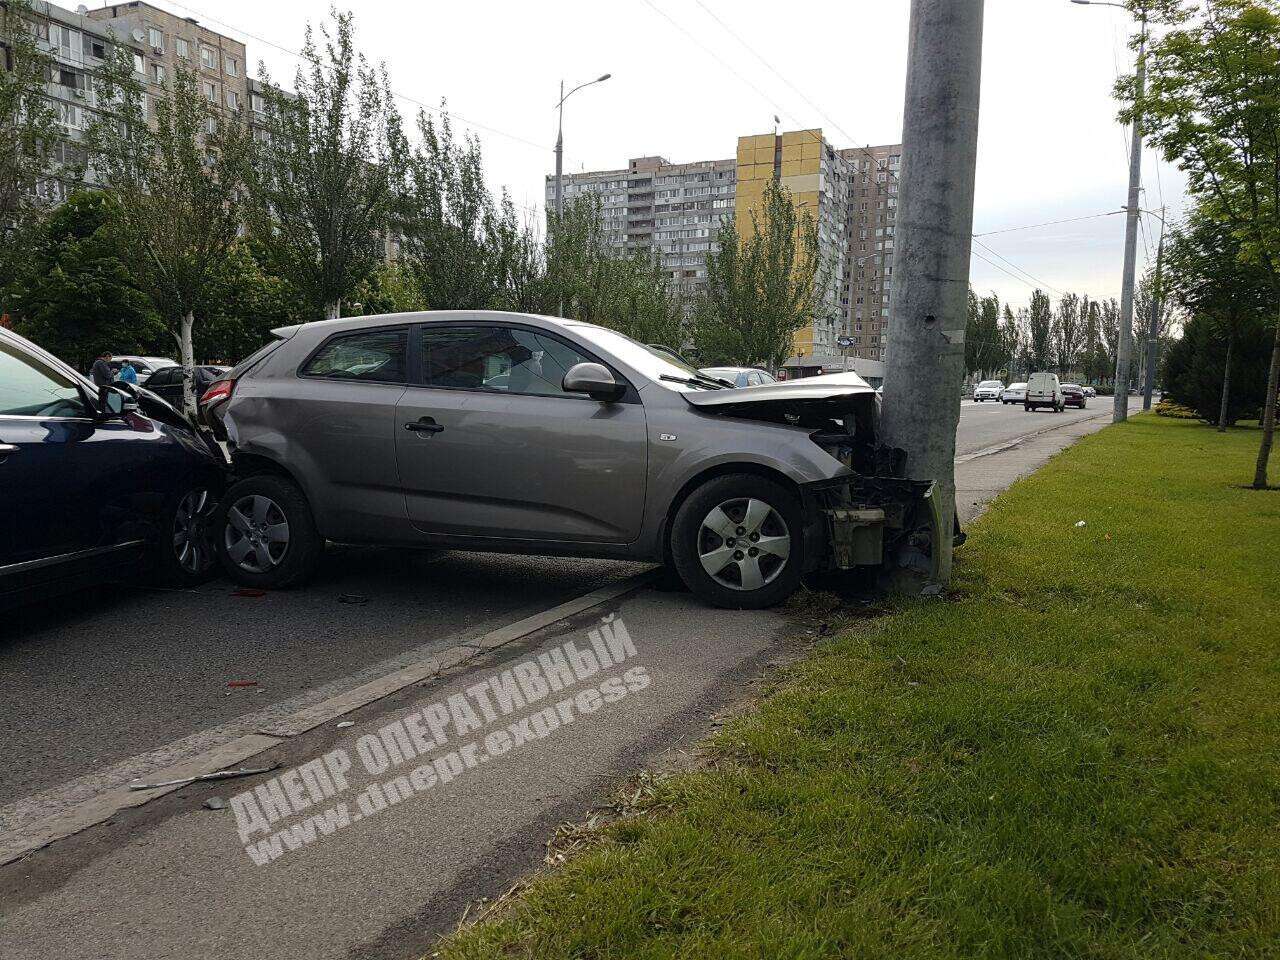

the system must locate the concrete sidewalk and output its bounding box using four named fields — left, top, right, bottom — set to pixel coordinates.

left=0, top=410, right=1126, bottom=960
